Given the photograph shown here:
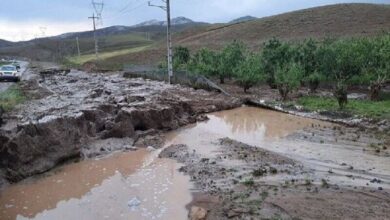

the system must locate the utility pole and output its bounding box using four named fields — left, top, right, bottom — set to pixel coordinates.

left=88, top=13, right=99, bottom=60
left=148, top=0, right=173, bottom=84
left=76, top=37, right=81, bottom=57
